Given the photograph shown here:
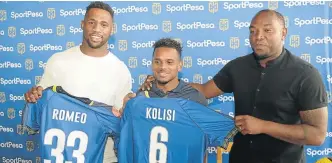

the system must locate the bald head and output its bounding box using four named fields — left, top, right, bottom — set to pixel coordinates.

left=252, top=9, right=286, bottom=28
